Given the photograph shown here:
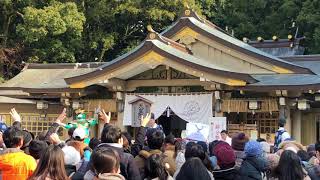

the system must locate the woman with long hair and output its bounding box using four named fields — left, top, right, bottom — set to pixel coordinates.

left=145, top=154, right=173, bottom=180
left=28, top=145, right=69, bottom=180
left=275, top=150, right=311, bottom=180
left=176, top=157, right=213, bottom=180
